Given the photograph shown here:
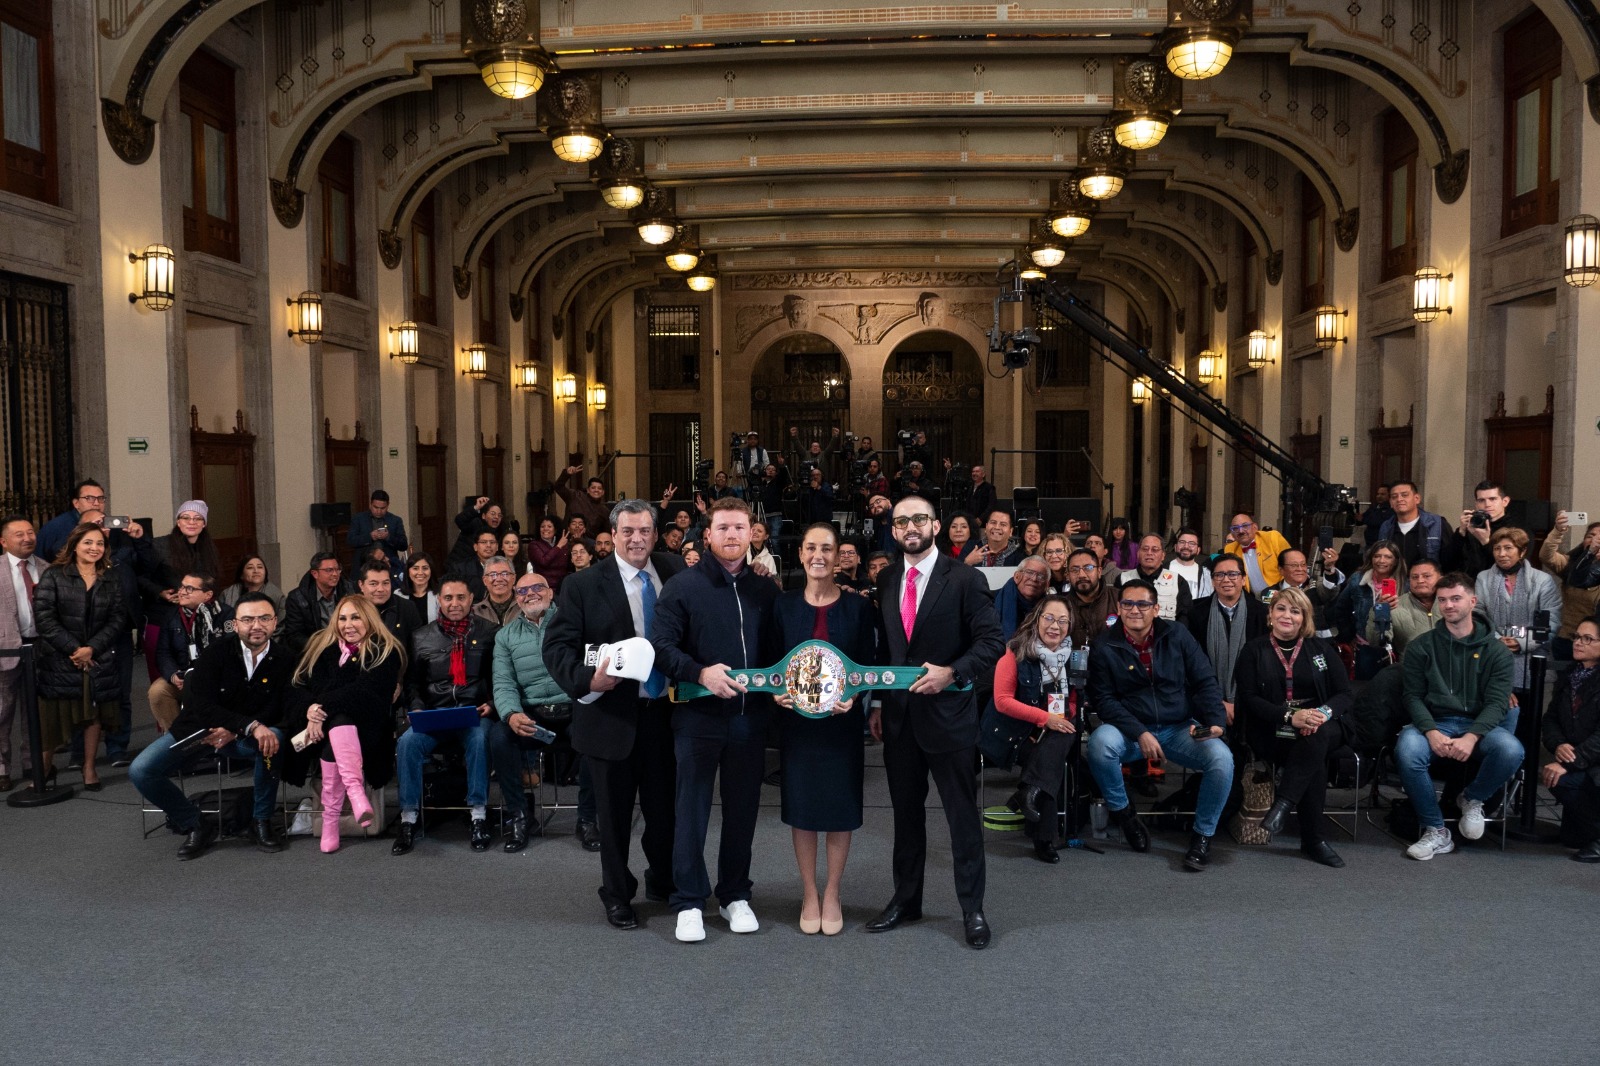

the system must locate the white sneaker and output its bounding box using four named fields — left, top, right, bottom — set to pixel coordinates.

left=675, top=909, right=706, bottom=943
left=719, top=900, right=760, bottom=933
left=1457, top=798, right=1486, bottom=840
left=1406, top=826, right=1455, bottom=861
